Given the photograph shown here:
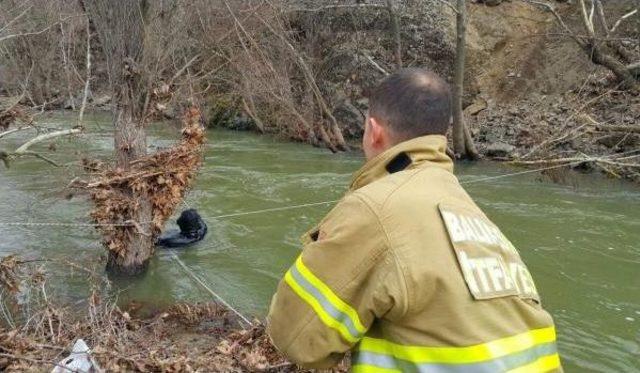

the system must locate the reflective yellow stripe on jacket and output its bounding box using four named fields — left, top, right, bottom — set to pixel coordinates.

left=352, top=327, right=560, bottom=373
left=284, top=256, right=366, bottom=343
